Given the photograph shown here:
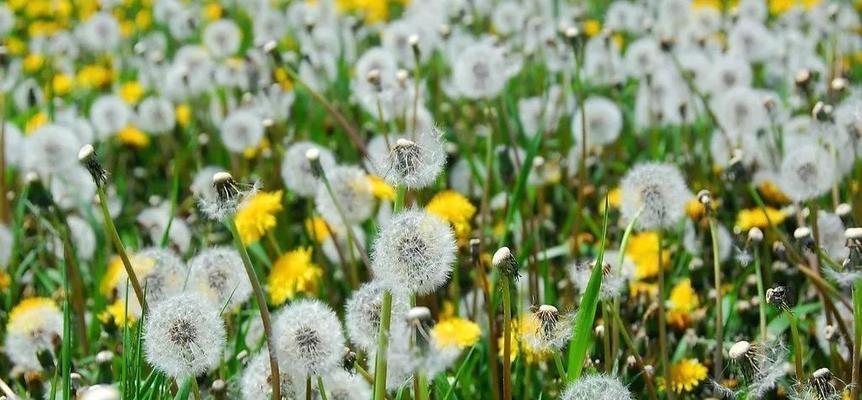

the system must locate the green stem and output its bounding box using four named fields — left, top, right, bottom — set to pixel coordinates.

left=502, top=277, right=513, bottom=400
left=317, top=376, right=329, bottom=400
left=611, top=309, right=658, bottom=400
left=96, top=186, right=148, bottom=313
left=372, top=290, right=393, bottom=400
left=786, top=310, right=804, bottom=381
left=190, top=377, right=202, bottom=400
left=657, top=231, right=674, bottom=400
left=852, top=281, right=862, bottom=400
left=224, top=218, right=280, bottom=400
left=553, top=352, right=566, bottom=378
left=753, top=247, right=768, bottom=342
left=708, top=218, right=723, bottom=379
